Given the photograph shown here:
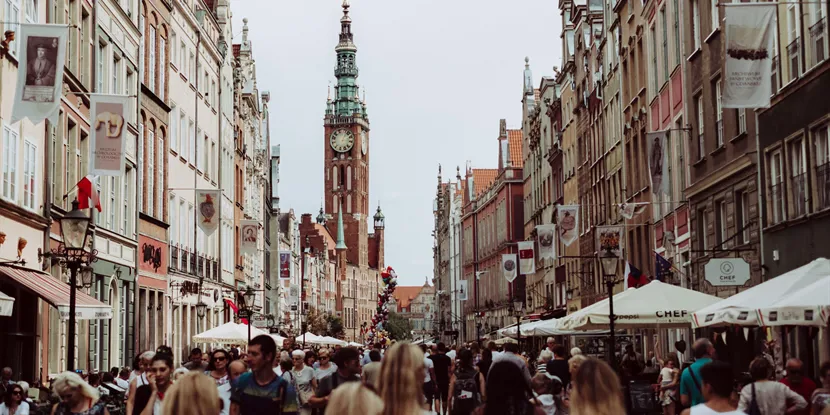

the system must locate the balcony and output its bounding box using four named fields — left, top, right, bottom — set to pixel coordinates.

left=170, top=246, right=179, bottom=271
left=181, top=249, right=189, bottom=273
left=810, top=17, right=827, bottom=68
left=817, top=162, right=830, bottom=210
left=788, top=39, right=801, bottom=81
left=791, top=172, right=809, bottom=218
